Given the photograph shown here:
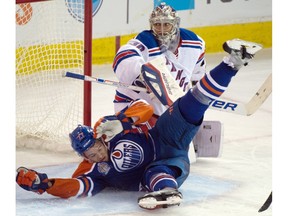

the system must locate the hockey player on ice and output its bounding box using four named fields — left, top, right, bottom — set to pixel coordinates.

left=113, top=2, right=219, bottom=157
left=113, top=2, right=206, bottom=122
left=16, top=39, right=262, bottom=210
